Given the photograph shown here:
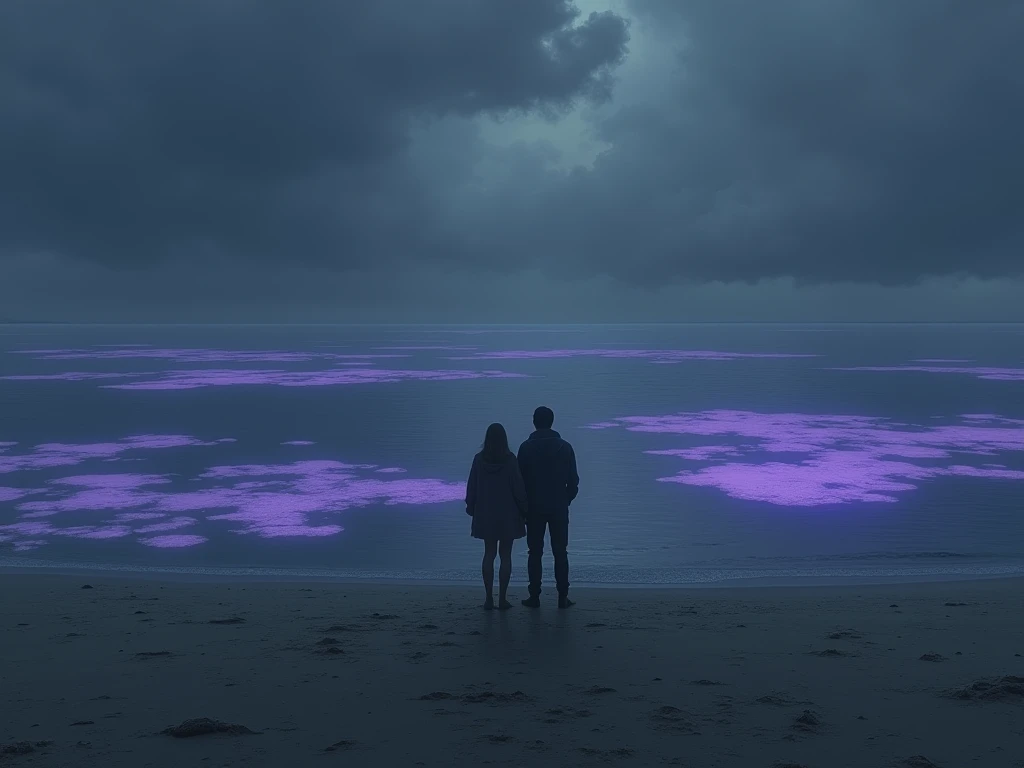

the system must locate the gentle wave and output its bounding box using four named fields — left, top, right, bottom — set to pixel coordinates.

left=680, top=551, right=999, bottom=566
left=3, top=555, right=1024, bottom=587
